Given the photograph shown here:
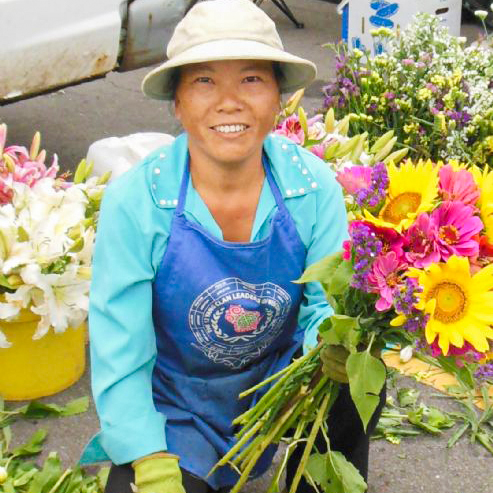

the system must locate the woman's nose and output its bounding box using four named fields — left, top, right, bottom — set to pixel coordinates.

left=215, top=86, right=244, bottom=113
